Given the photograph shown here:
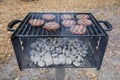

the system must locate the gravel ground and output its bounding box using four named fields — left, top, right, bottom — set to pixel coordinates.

left=0, top=0, right=120, bottom=80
